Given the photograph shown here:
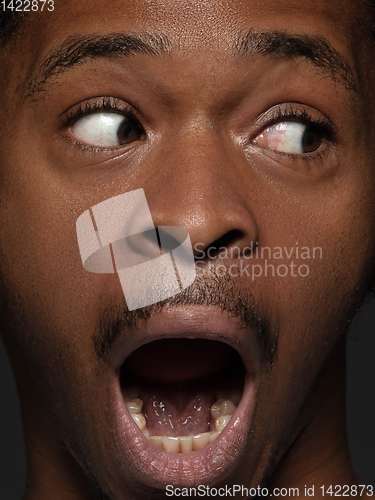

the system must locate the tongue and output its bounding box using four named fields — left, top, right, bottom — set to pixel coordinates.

left=142, top=387, right=213, bottom=436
